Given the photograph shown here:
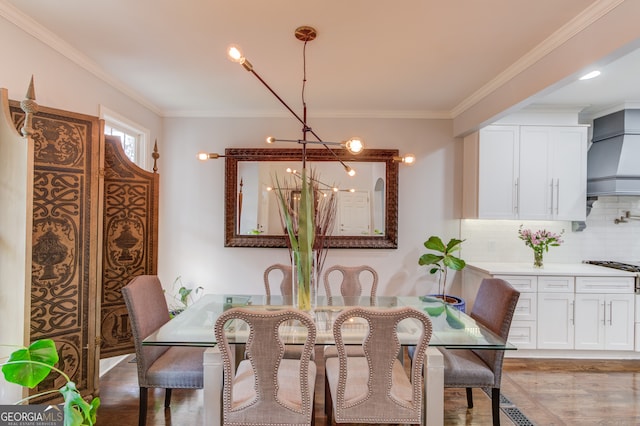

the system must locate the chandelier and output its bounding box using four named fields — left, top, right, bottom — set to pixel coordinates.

left=198, top=26, right=415, bottom=171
